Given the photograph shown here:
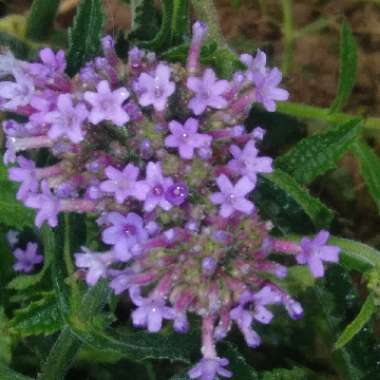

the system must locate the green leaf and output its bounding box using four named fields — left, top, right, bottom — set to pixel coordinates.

left=276, top=119, right=361, bottom=184
left=0, top=163, right=34, bottom=229
left=0, top=308, right=11, bottom=364
left=0, top=364, right=33, bottom=380
left=0, top=32, right=31, bottom=59
left=9, top=292, right=61, bottom=337
left=129, top=0, right=159, bottom=41
left=25, top=0, right=60, bottom=41
left=329, top=236, right=380, bottom=271
left=352, top=139, right=380, bottom=213
left=66, top=0, right=105, bottom=76
left=142, top=0, right=189, bottom=51
left=330, top=21, right=358, bottom=113
left=335, top=295, right=376, bottom=350
left=220, top=342, right=259, bottom=380
left=253, top=170, right=334, bottom=234
left=261, top=367, right=310, bottom=380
